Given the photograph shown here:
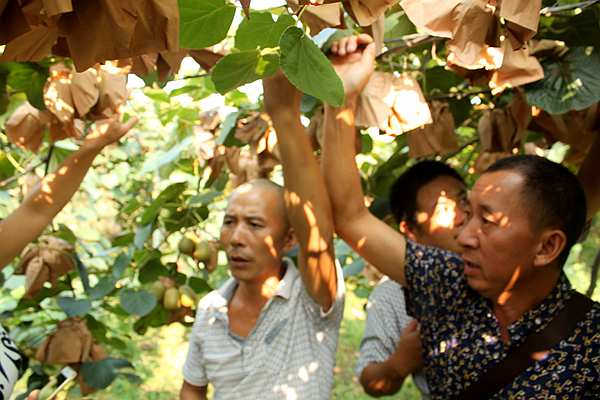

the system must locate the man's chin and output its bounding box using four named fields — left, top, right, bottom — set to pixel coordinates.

left=465, top=277, right=495, bottom=299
